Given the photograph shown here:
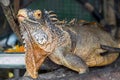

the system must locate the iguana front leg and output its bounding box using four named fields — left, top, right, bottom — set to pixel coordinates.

left=49, top=47, right=89, bottom=74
